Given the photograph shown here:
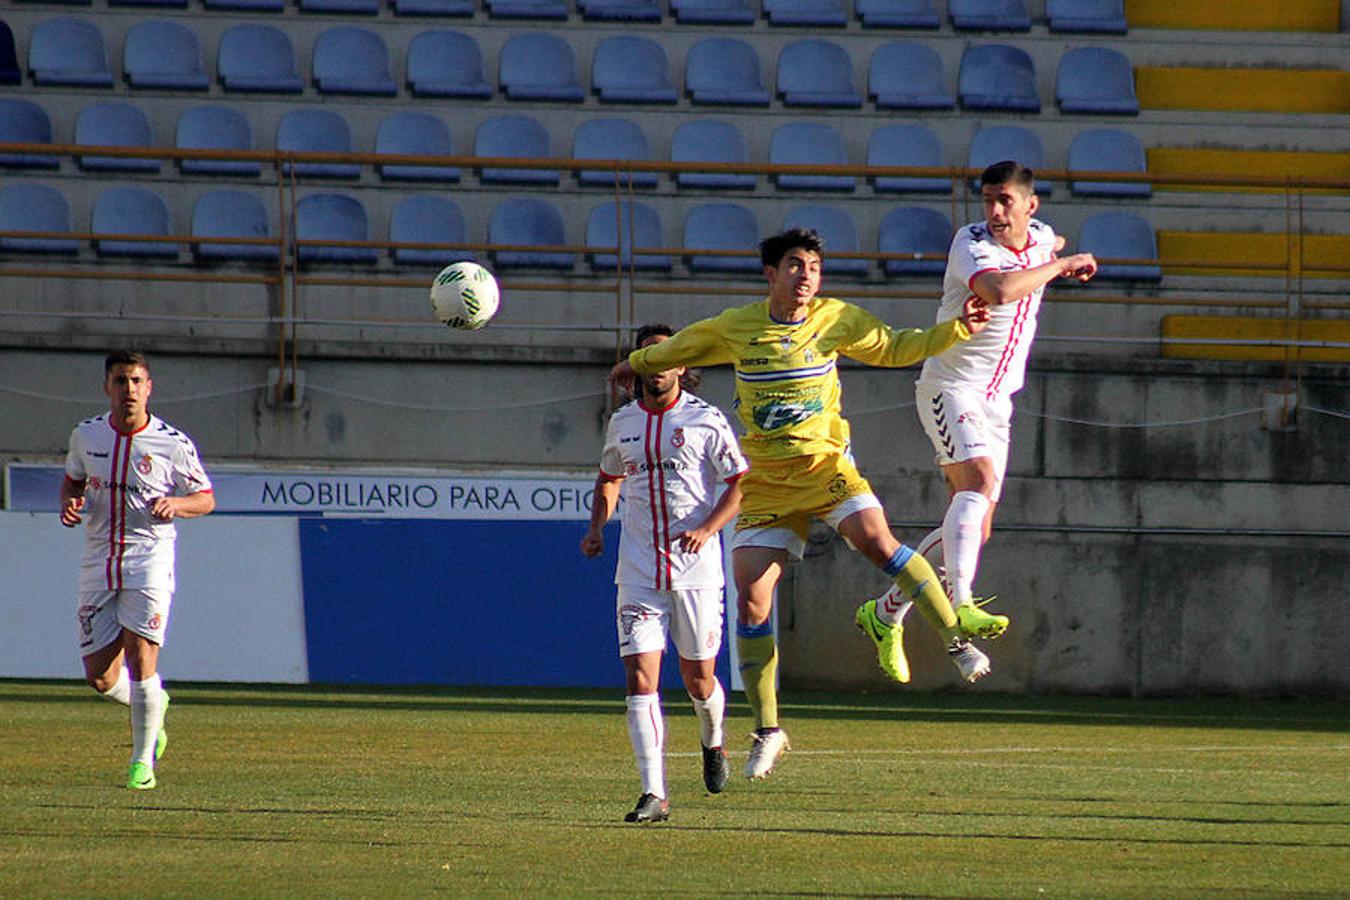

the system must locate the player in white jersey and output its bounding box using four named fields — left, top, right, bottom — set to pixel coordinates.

left=581, top=324, right=749, bottom=823
left=867, top=161, right=1098, bottom=668
left=60, top=350, right=215, bottom=790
